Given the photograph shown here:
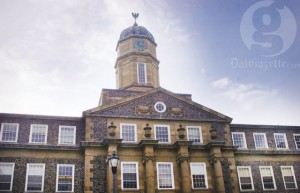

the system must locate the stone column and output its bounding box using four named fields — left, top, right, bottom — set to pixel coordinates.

left=174, top=140, right=193, bottom=193
left=209, top=147, right=226, bottom=193
left=103, top=138, right=123, bottom=193
left=143, top=156, right=156, bottom=193
left=139, top=139, right=158, bottom=193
